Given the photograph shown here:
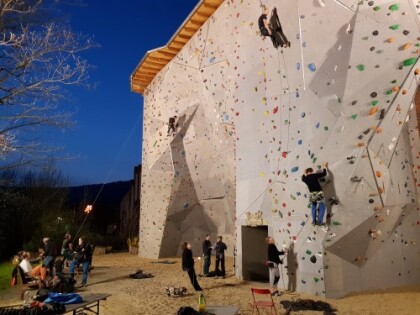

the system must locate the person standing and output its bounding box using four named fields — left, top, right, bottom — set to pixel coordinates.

left=61, top=233, right=73, bottom=267
left=181, top=242, right=202, bottom=291
left=69, top=237, right=92, bottom=287
left=42, top=237, right=57, bottom=276
left=214, top=236, right=227, bottom=277
left=266, top=237, right=285, bottom=296
left=202, top=234, right=212, bottom=276
left=302, top=162, right=328, bottom=226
